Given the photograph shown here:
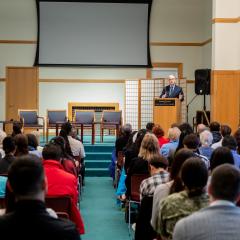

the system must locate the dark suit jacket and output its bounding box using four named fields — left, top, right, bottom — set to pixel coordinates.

left=0, top=154, right=15, bottom=174
left=160, top=85, right=184, bottom=101
left=0, top=200, right=80, bottom=240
